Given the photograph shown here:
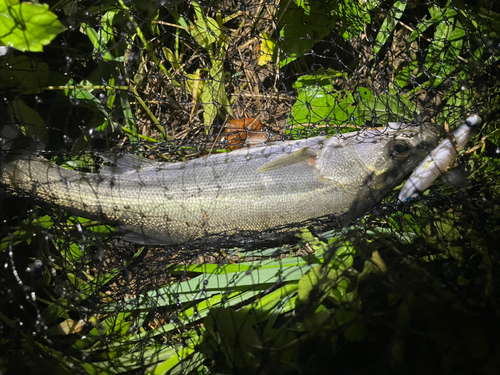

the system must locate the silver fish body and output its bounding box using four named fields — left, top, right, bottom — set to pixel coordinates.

left=1, top=123, right=439, bottom=244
